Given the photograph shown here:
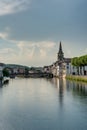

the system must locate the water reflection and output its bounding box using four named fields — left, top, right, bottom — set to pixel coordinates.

left=47, top=78, right=66, bottom=107
left=0, top=80, right=3, bottom=88
left=58, top=79, right=65, bottom=107
left=3, top=80, right=9, bottom=87
left=66, top=80, right=87, bottom=96
left=0, top=78, right=87, bottom=130
left=0, top=80, right=9, bottom=88
left=47, top=78, right=87, bottom=109
left=48, top=78, right=87, bottom=97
